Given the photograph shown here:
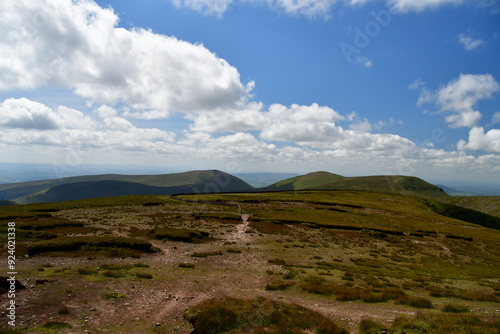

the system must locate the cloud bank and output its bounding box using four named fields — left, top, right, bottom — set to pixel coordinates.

left=0, top=0, right=252, bottom=114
